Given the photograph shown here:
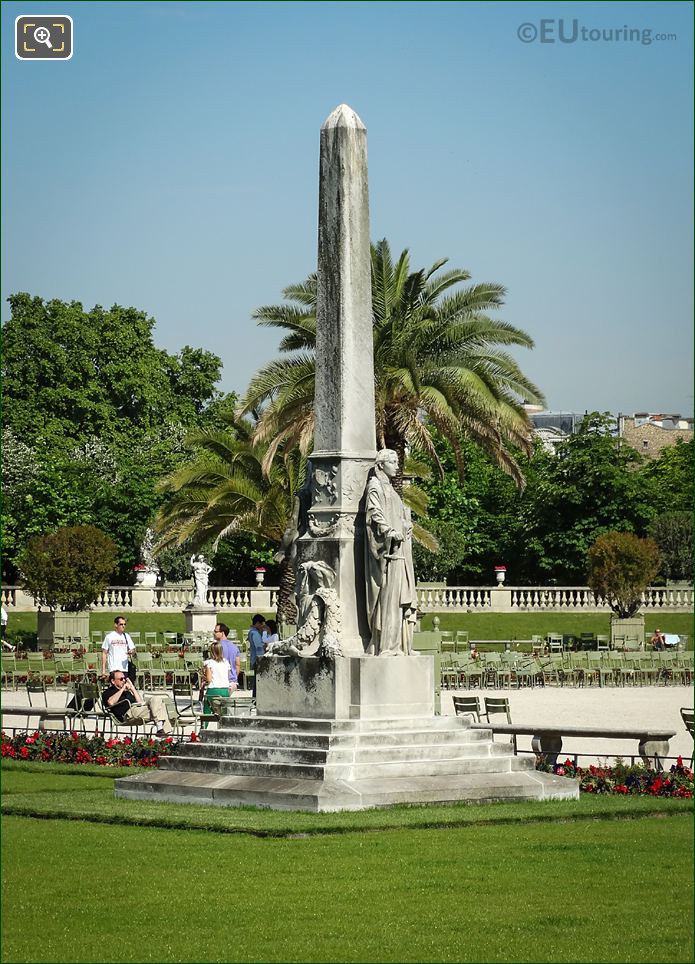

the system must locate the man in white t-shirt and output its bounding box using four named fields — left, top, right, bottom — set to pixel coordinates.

left=101, top=616, right=136, bottom=679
